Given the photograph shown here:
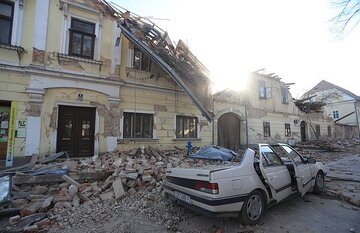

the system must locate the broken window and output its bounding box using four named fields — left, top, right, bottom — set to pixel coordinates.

left=0, top=0, right=14, bottom=44
left=259, top=80, right=266, bottom=98
left=263, top=122, right=271, bottom=137
left=327, top=125, right=331, bottom=137
left=123, top=112, right=153, bottom=138
left=315, top=124, right=320, bottom=138
left=332, top=110, right=339, bottom=119
left=281, top=86, right=289, bottom=104
left=176, top=115, right=197, bottom=138
left=259, top=80, right=272, bottom=99
left=285, top=123, right=291, bottom=137
left=69, top=18, right=96, bottom=59
left=134, top=47, right=151, bottom=71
